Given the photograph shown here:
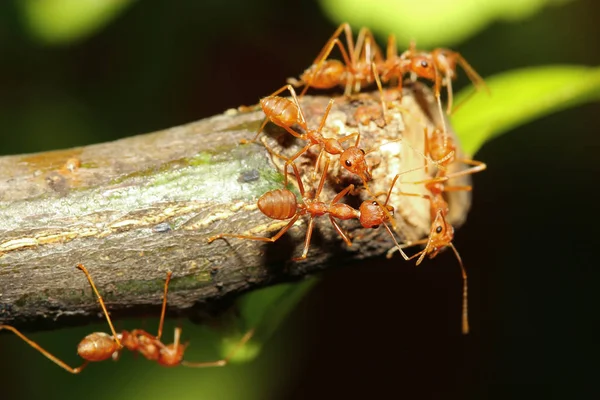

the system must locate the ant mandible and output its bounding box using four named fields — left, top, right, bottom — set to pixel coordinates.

left=207, top=159, right=409, bottom=261
left=0, top=264, right=254, bottom=373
